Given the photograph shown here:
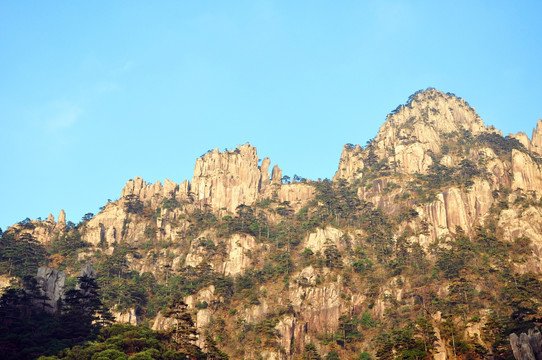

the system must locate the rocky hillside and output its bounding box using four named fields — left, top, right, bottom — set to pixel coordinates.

left=1, top=88, right=541, bottom=360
